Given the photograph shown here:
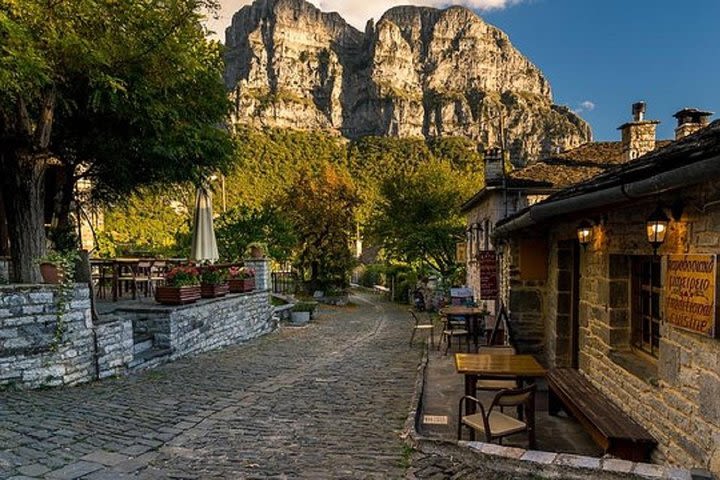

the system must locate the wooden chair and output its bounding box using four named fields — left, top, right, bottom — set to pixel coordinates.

left=149, top=260, right=168, bottom=295
left=475, top=346, right=519, bottom=393
left=91, top=261, right=114, bottom=300
left=458, top=384, right=536, bottom=446
left=134, top=261, right=153, bottom=297
left=439, top=314, right=469, bottom=355
left=409, top=309, right=435, bottom=348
